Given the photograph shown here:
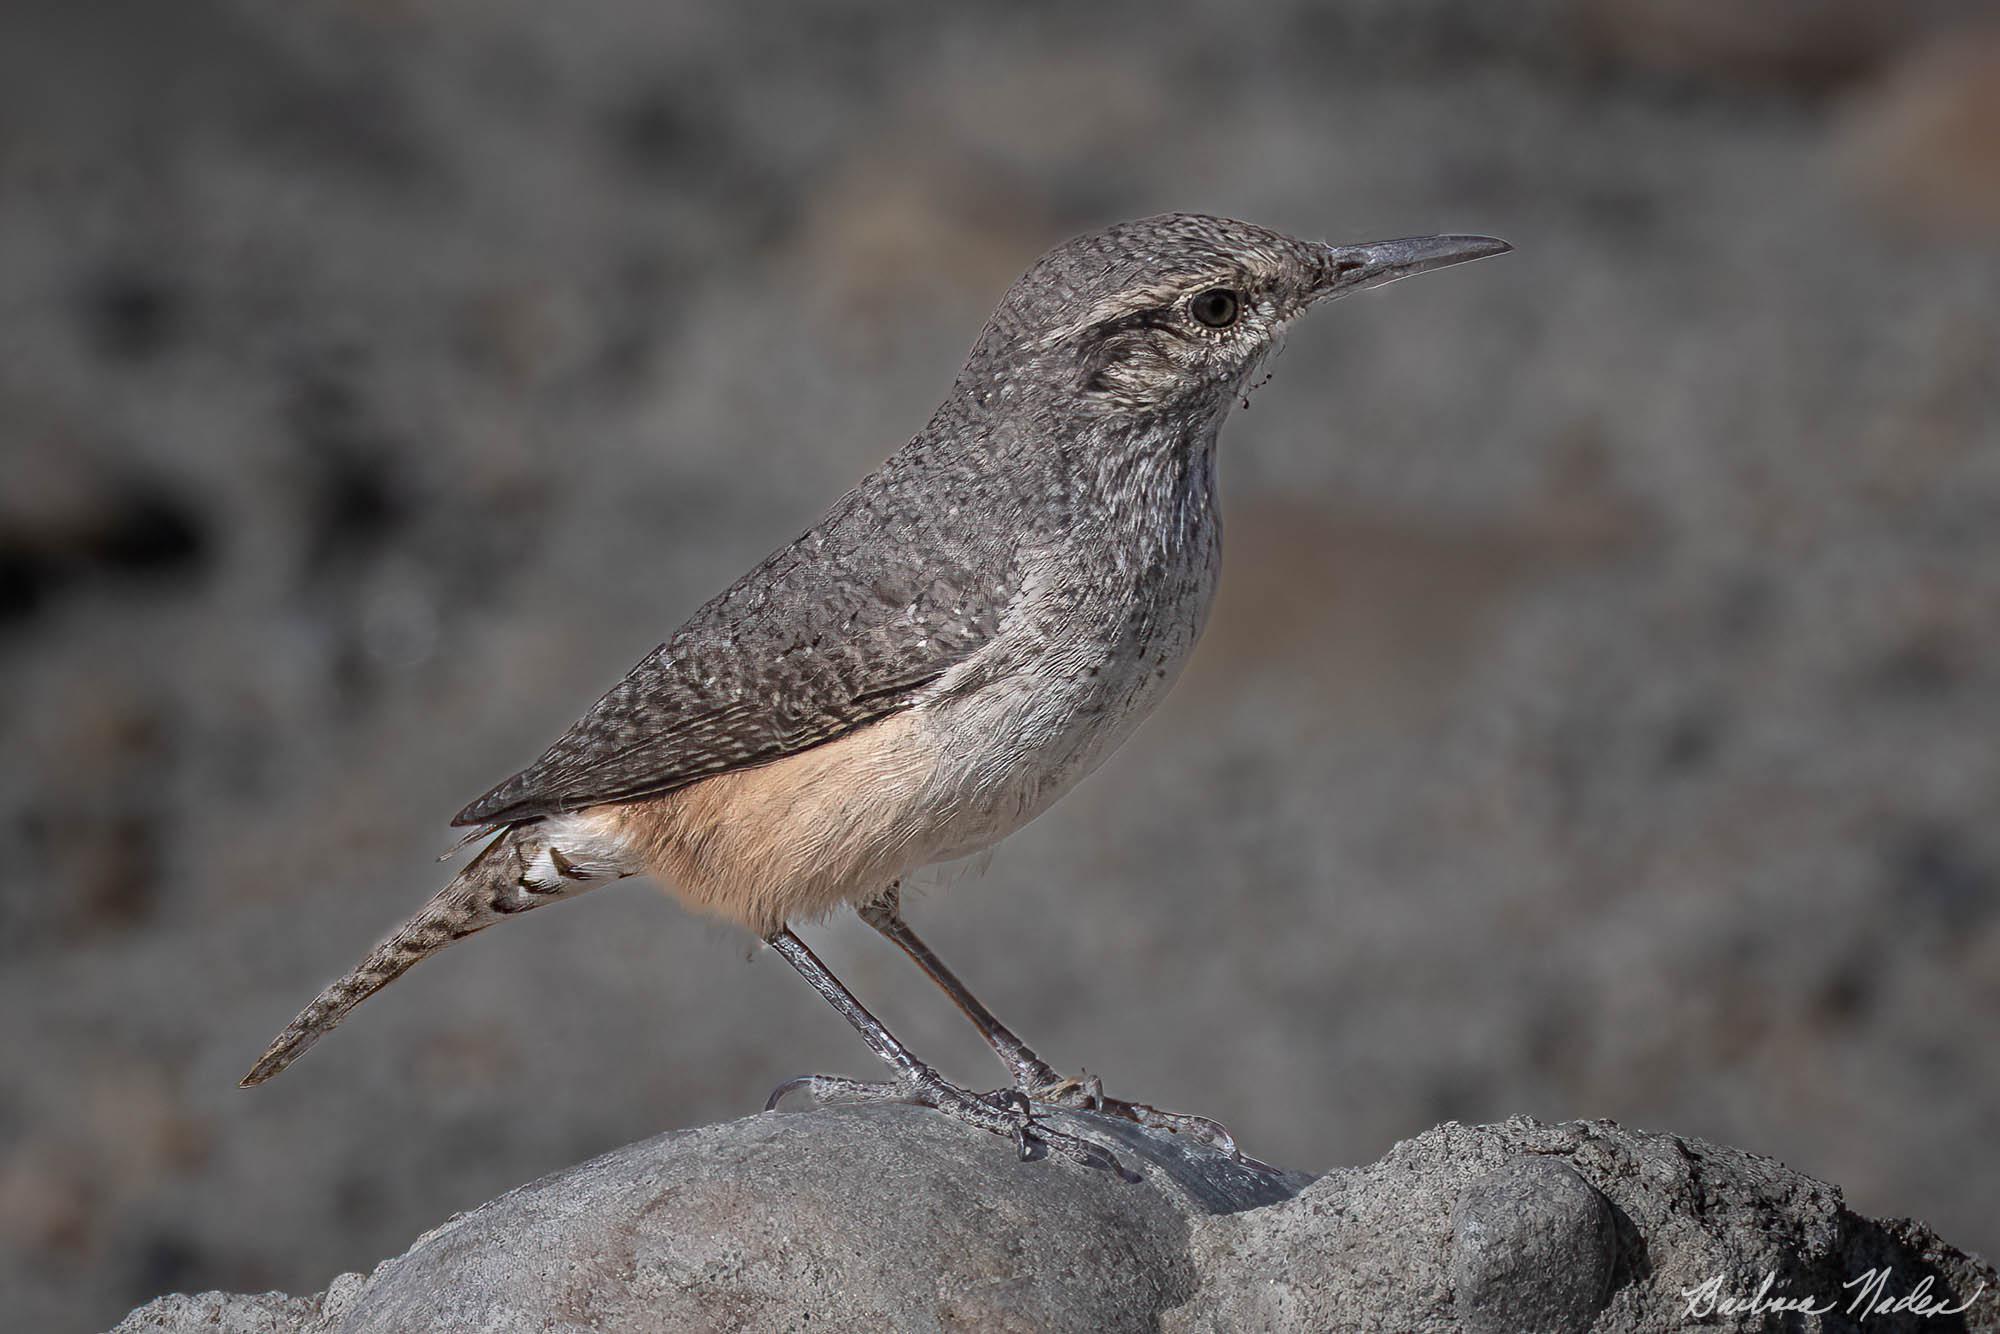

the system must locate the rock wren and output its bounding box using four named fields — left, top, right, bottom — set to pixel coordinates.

left=243, top=214, right=1509, bottom=1173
